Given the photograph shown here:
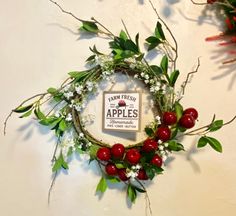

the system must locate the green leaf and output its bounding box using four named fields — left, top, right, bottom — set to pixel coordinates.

left=135, top=53, right=144, bottom=61
left=147, top=42, right=160, bottom=51
left=67, top=146, right=74, bottom=157
left=124, top=40, right=139, bottom=53
left=133, top=185, right=146, bottom=193
left=197, top=137, right=208, bottom=148
left=150, top=65, right=162, bottom=75
left=106, top=176, right=120, bottom=183
left=205, top=136, right=223, bottom=153
left=59, top=119, right=67, bottom=132
left=96, top=177, right=107, bottom=193
left=145, top=167, right=155, bottom=180
left=169, top=70, right=180, bottom=87
left=145, top=36, right=160, bottom=44
left=89, top=45, right=104, bottom=55
left=155, top=22, right=166, bottom=40
left=34, top=108, right=46, bottom=120
left=160, top=55, right=168, bottom=73
left=86, top=55, right=96, bottom=62
left=19, top=109, right=33, bottom=118
left=168, top=140, right=184, bottom=151
left=13, top=104, right=33, bottom=113
left=175, top=102, right=183, bottom=121
left=119, top=30, right=128, bottom=40
left=208, top=120, right=223, bottom=132
left=80, top=21, right=98, bottom=33
left=89, top=145, right=99, bottom=159
left=135, top=33, right=140, bottom=51
left=115, top=163, right=125, bottom=169
left=127, top=184, right=137, bottom=203
left=47, top=87, right=58, bottom=95
left=68, top=71, right=89, bottom=82
left=145, top=127, right=155, bottom=137
left=52, top=153, right=69, bottom=172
